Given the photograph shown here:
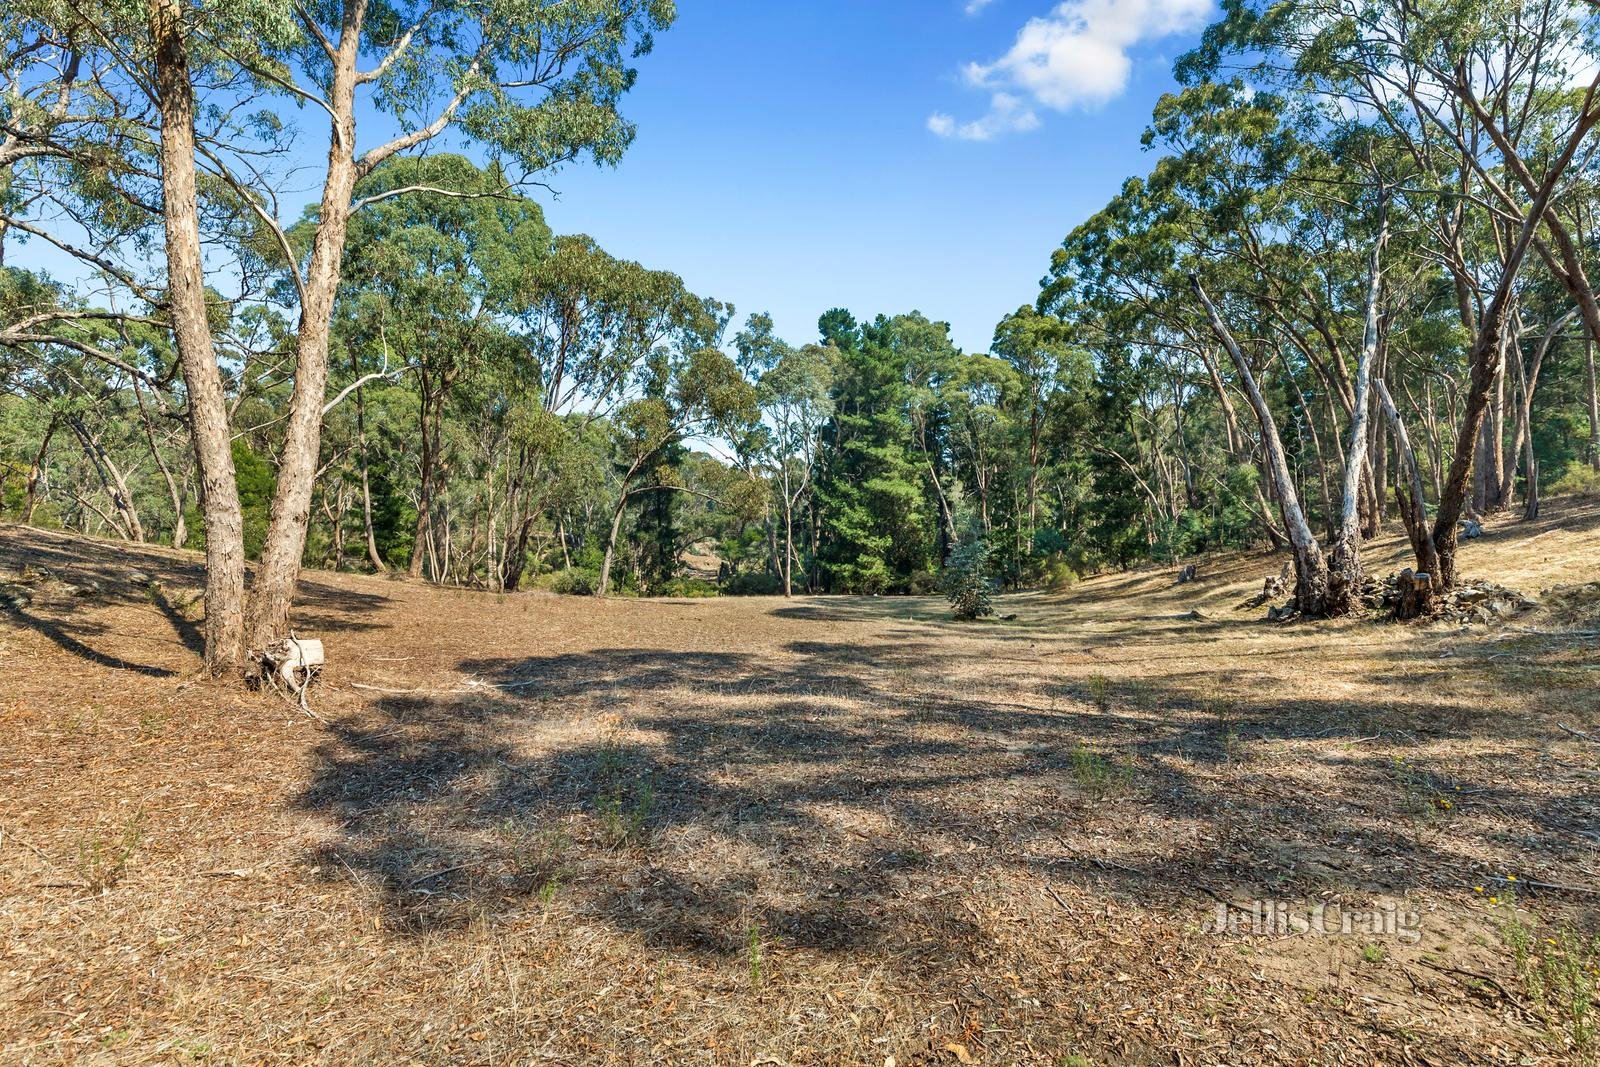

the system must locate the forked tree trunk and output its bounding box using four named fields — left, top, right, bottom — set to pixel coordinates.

left=149, top=0, right=247, bottom=673
left=1190, top=275, right=1329, bottom=615
left=1327, top=214, right=1387, bottom=616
